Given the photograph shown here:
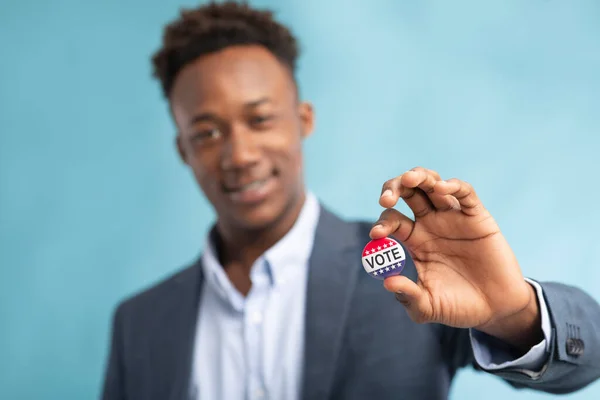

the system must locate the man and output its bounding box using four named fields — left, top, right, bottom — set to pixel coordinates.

left=101, top=2, right=600, bottom=399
